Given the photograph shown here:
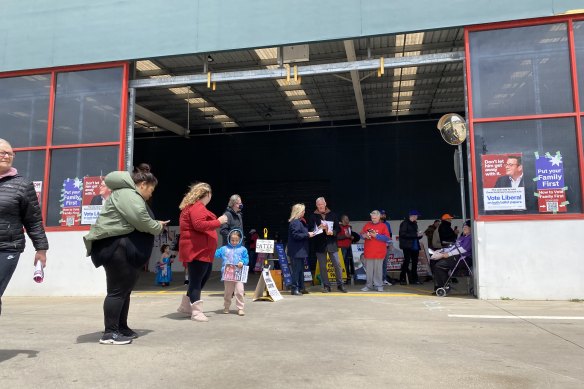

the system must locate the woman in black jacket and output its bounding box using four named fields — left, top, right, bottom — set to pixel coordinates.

left=398, top=210, right=423, bottom=285
left=0, top=139, right=48, bottom=316
left=287, top=204, right=315, bottom=295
